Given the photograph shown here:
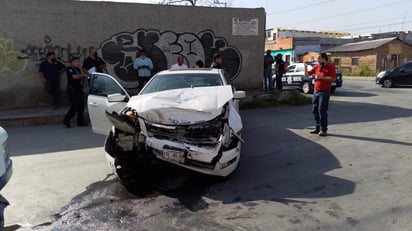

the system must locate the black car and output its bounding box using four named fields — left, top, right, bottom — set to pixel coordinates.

left=376, top=61, right=412, bottom=88
left=275, top=63, right=343, bottom=94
